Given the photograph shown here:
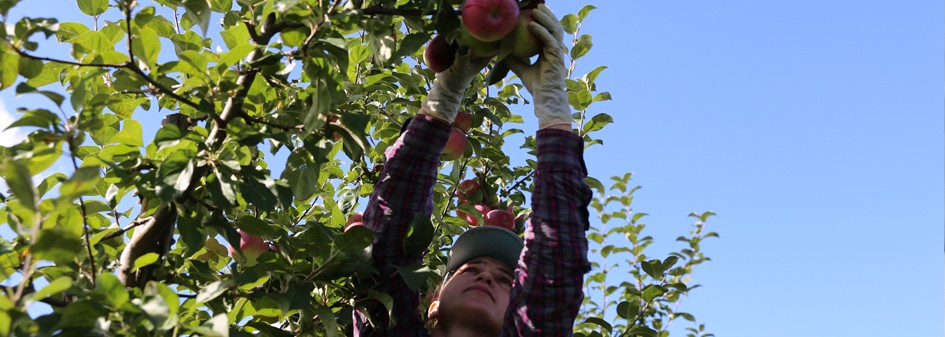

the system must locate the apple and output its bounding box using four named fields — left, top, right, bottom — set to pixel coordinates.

left=424, top=35, right=456, bottom=73
left=458, top=203, right=491, bottom=226
left=441, top=127, right=467, bottom=161
left=346, top=213, right=363, bottom=226
left=457, top=25, right=500, bottom=57
left=462, top=0, right=520, bottom=42
left=454, top=110, right=473, bottom=133
left=344, top=221, right=363, bottom=232
left=484, top=208, right=515, bottom=230
left=228, top=230, right=269, bottom=266
left=511, top=9, right=541, bottom=59
left=344, top=213, right=365, bottom=232
left=456, top=179, right=481, bottom=200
